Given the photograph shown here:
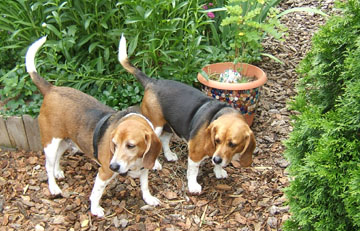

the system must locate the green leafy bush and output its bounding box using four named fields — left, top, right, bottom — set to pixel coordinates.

left=202, top=0, right=325, bottom=65
left=0, top=0, right=213, bottom=116
left=284, top=1, right=360, bottom=230
left=220, top=0, right=284, bottom=64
